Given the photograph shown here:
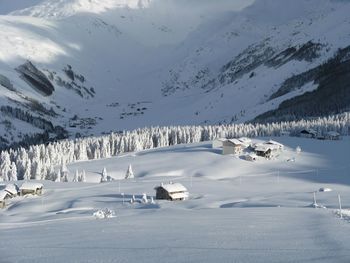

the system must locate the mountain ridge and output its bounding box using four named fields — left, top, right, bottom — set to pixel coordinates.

left=0, top=0, right=349, bottom=147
